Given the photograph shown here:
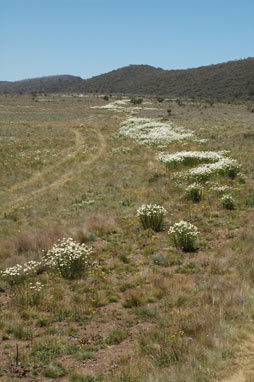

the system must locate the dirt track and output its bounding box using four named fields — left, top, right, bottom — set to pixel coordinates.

left=4, top=126, right=106, bottom=210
